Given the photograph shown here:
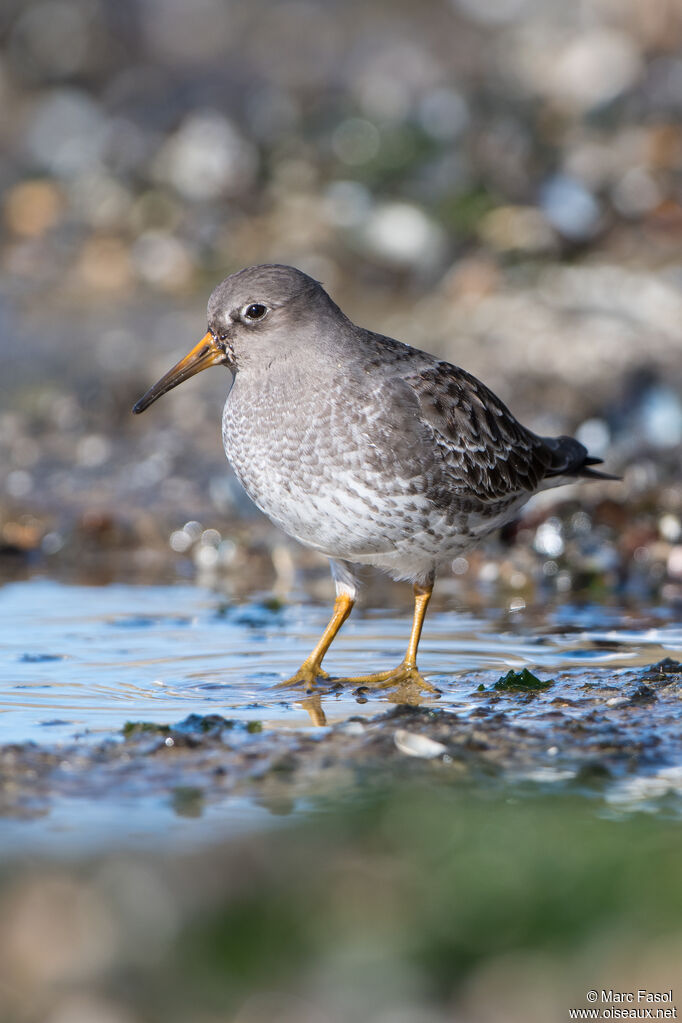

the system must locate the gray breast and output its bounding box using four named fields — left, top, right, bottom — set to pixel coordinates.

left=220, top=354, right=535, bottom=577
left=221, top=363, right=440, bottom=560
